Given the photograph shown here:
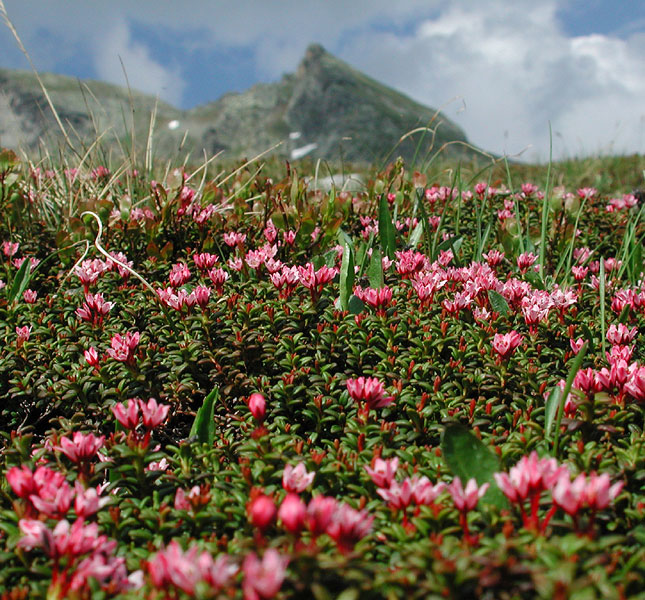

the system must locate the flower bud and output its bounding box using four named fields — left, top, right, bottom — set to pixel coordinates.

left=248, top=393, right=266, bottom=422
